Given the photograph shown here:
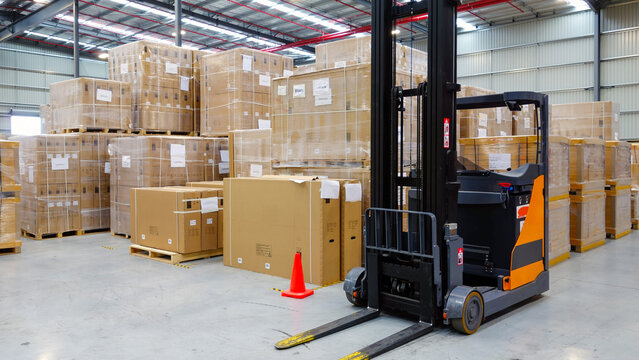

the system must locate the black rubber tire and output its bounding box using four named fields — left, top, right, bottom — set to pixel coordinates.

left=451, top=291, right=484, bottom=335
left=345, top=290, right=366, bottom=307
